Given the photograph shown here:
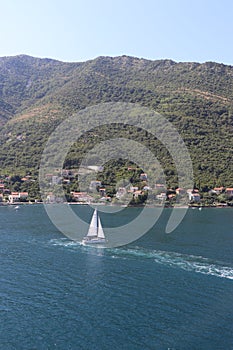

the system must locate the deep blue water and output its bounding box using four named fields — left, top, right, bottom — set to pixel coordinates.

left=0, top=205, right=233, bottom=350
